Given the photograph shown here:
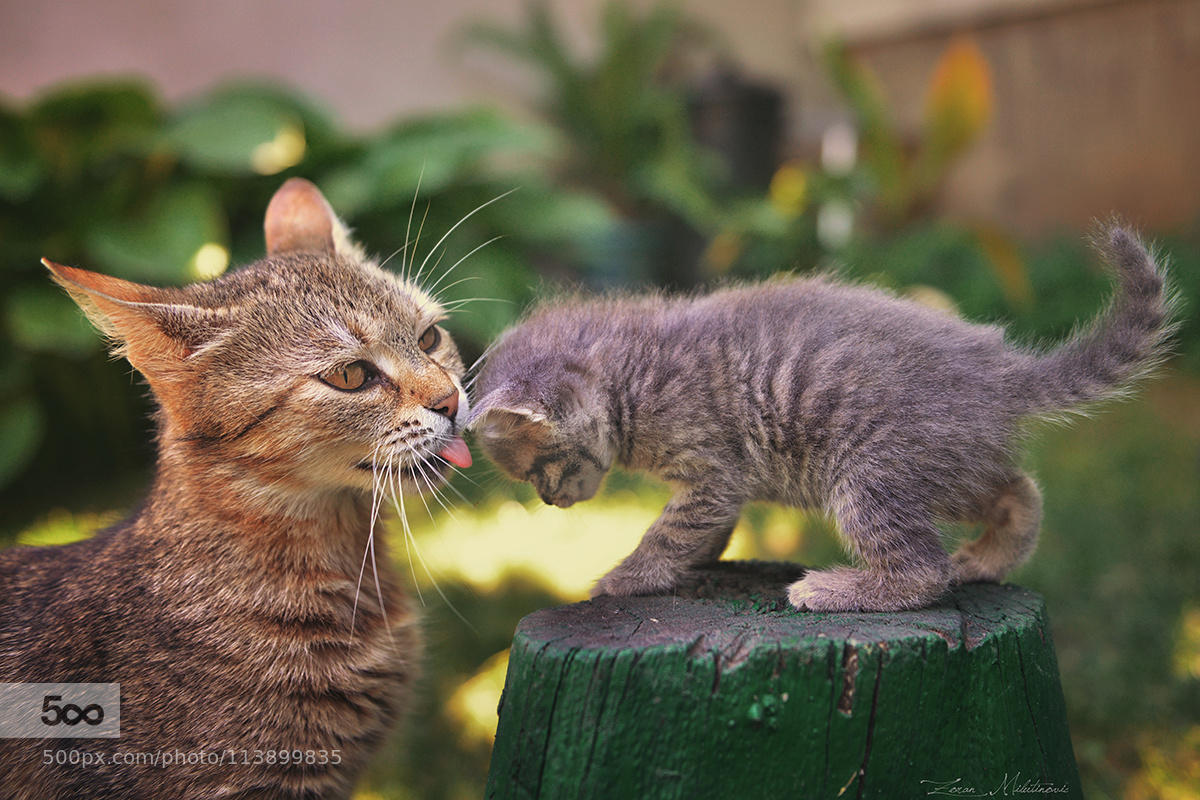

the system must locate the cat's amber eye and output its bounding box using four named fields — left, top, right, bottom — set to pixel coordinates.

left=418, top=325, right=441, bottom=353
left=318, top=361, right=375, bottom=392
